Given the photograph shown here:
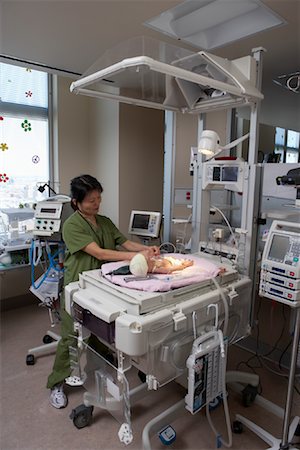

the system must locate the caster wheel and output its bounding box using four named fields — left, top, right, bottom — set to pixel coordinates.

left=70, top=404, right=94, bottom=429
left=26, top=354, right=35, bottom=365
left=242, top=385, right=258, bottom=407
left=232, top=420, right=244, bottom=434
left=43, top=334, right=54, bottom=344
